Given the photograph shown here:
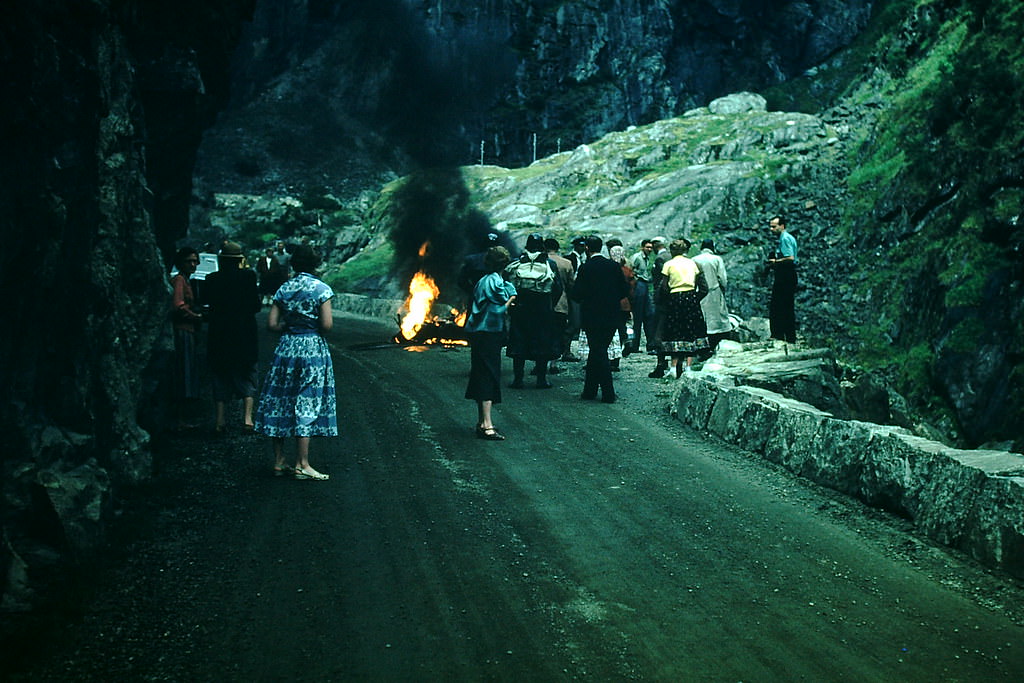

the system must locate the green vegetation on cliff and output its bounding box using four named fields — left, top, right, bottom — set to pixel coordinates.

left=817, top=0, right=1023, bottom=446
